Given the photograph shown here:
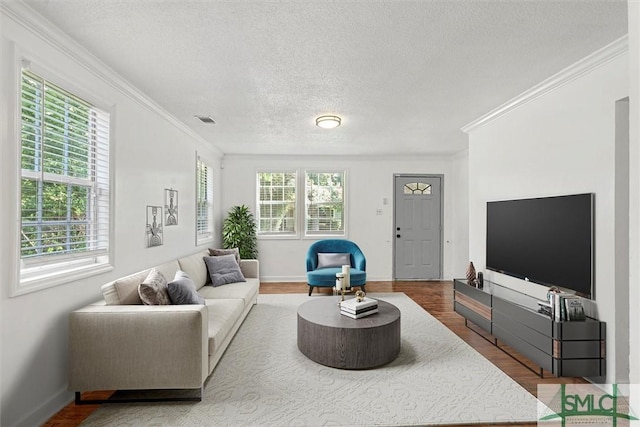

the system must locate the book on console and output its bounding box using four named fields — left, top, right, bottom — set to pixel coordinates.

left=552, top=292, right=584, bottom=321
left=340, top=308, right=378, bottom=319
left=553, top=293, right=563, bottom=321
left=564, top=297, right=586, bottom=321
left=537, top=307, right=552, bottom=317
